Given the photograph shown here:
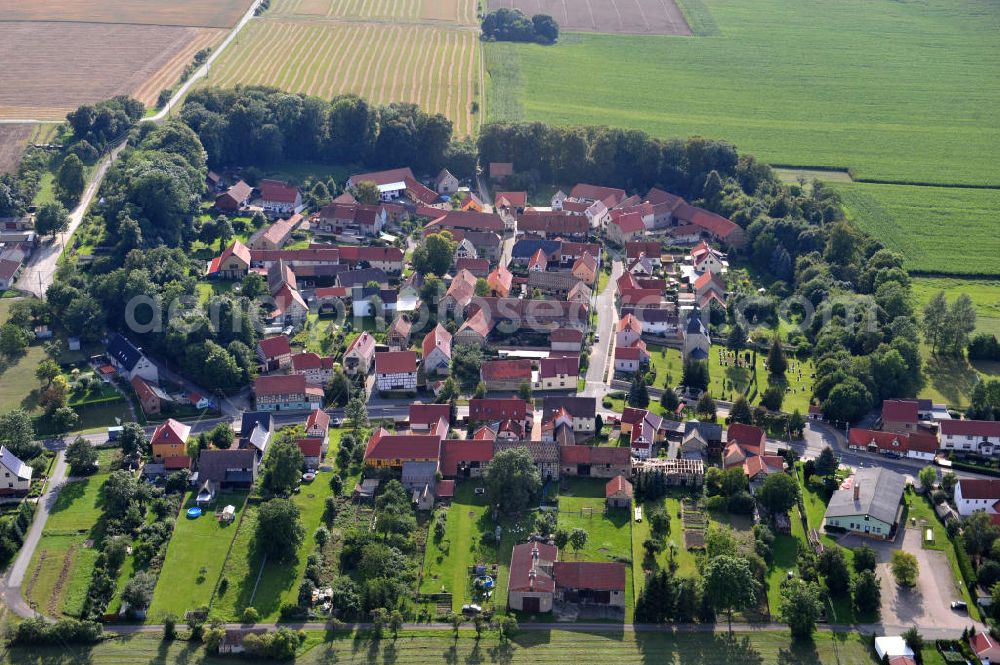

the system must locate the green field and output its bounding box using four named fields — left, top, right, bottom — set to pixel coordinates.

left=146, top=491, right=249, bottom=622
left=837, top=183, right=1000, bottom=275
left=912, top=276, right=1000, bottom=336
left=0, top=628, right=880, bottom=665
left=485, top=0, right=999, bottom=186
